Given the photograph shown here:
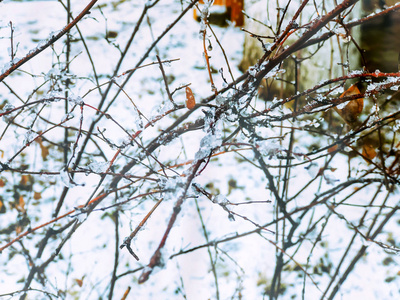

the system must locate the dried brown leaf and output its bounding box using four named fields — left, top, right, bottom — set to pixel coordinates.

left=185, top=87, right=196, bottom=109
left=334, top=84, right=364, bottom=124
